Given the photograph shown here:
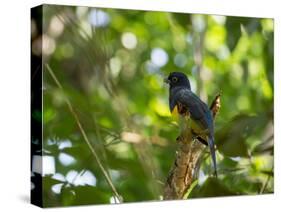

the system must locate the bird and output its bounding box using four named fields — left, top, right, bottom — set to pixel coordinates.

left=164, top=71, right=217, bottom=177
